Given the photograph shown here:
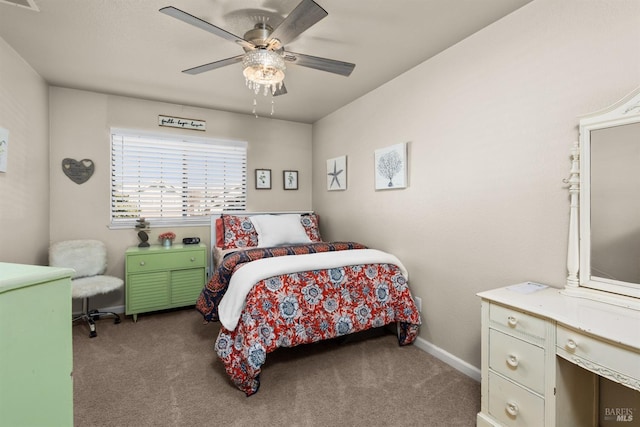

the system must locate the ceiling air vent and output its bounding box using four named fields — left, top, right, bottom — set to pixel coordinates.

left=0, top=0, right=39, bottom=12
